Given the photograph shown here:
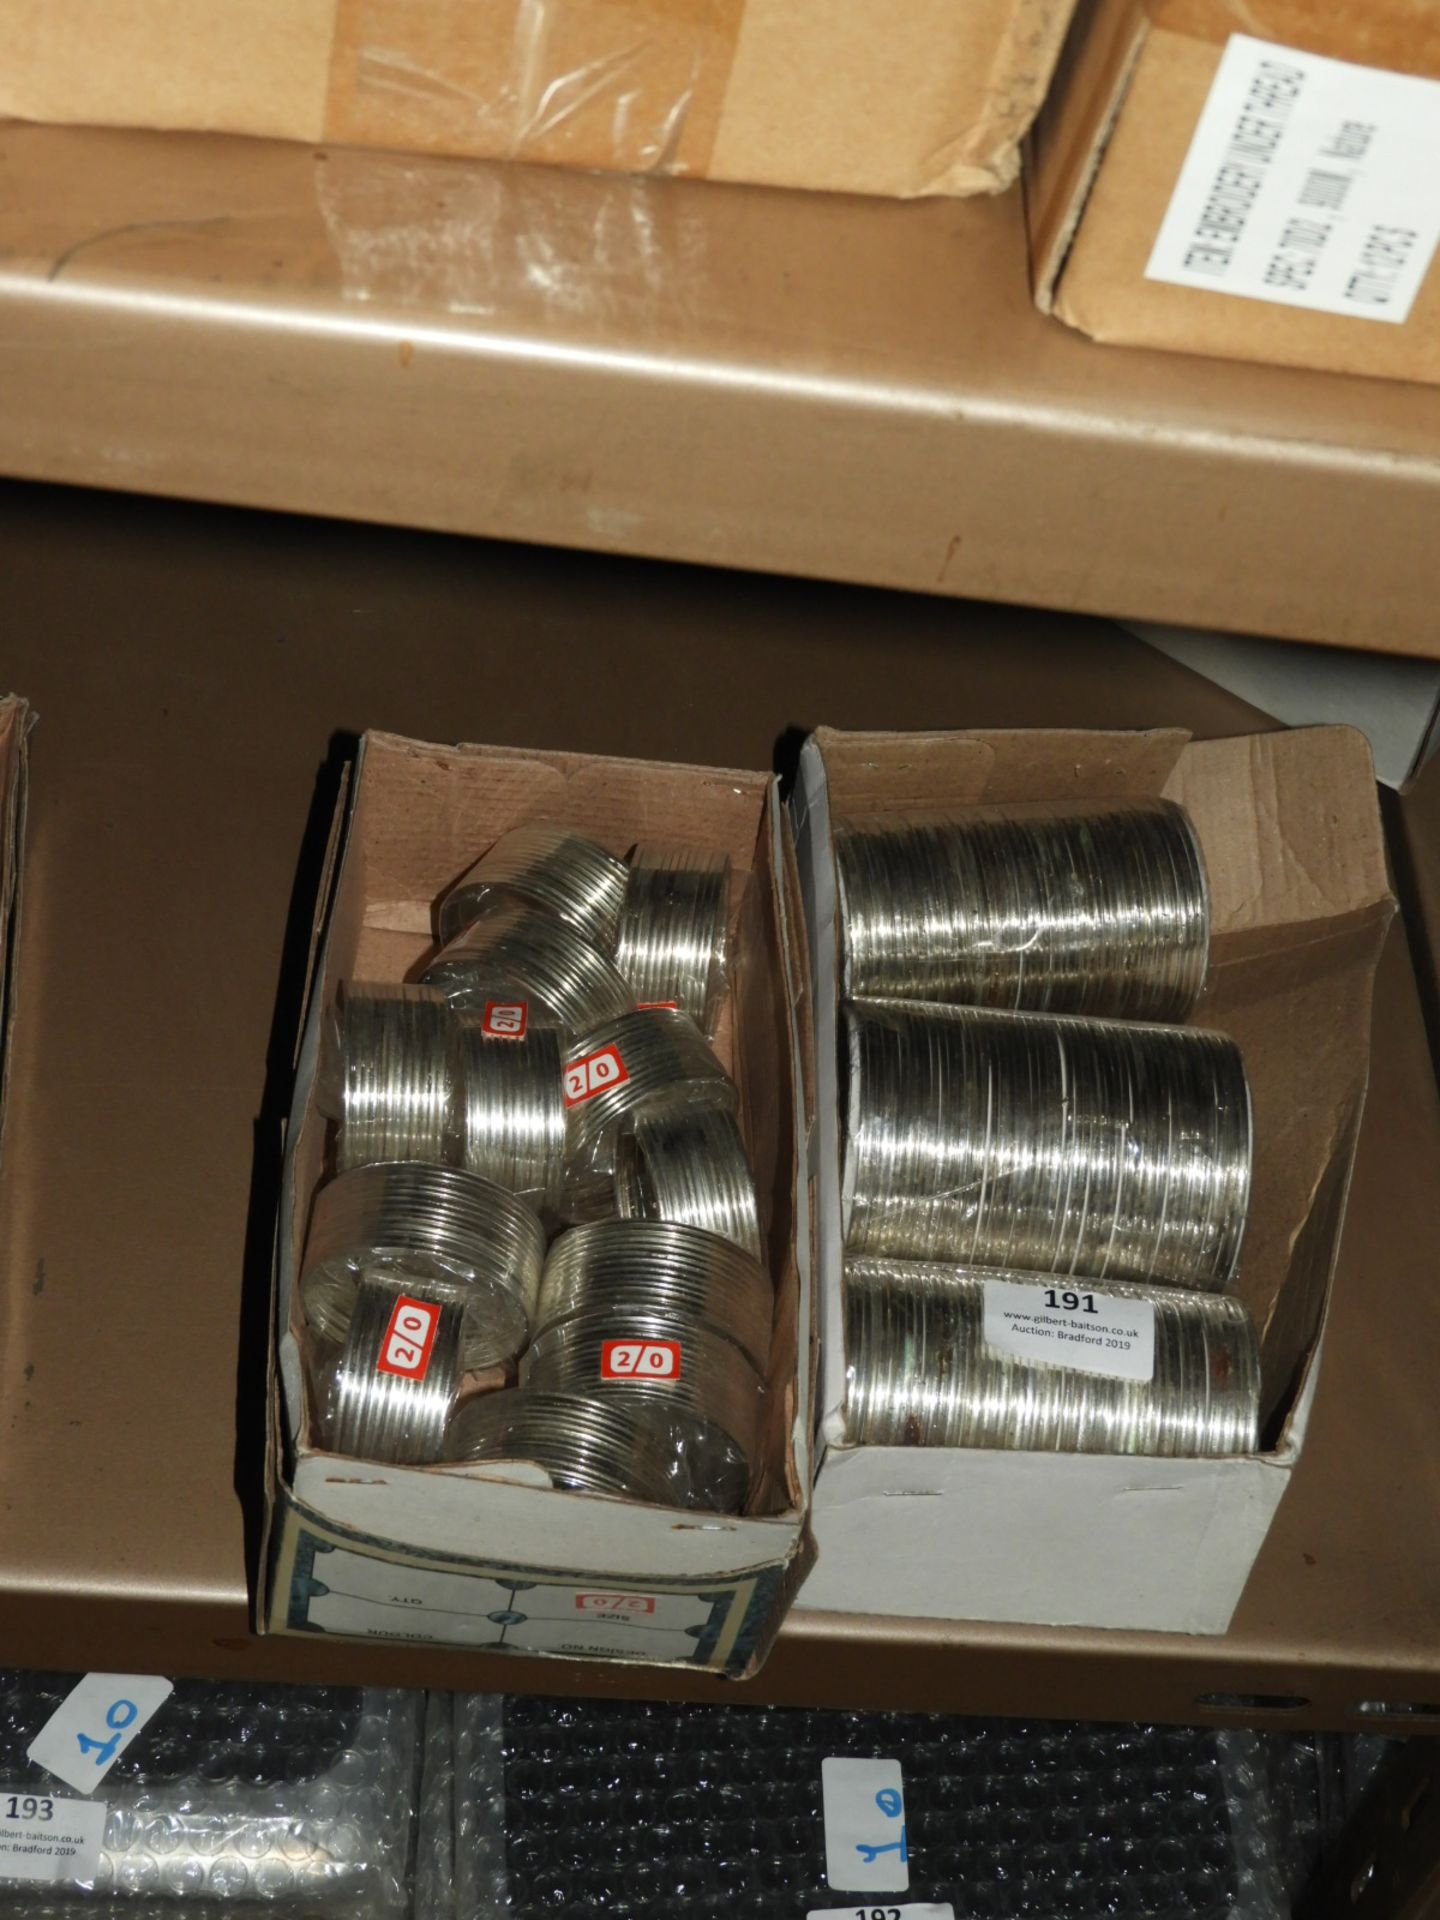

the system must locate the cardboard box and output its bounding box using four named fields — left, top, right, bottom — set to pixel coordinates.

left=263, top=730, right=814, bottom=1677
left=0, top=696, right=32, bottom=1165
left=1132, top=625, right=1440, bottom=790
left=1029, top=0, right=1440, bottom=382
left=0, top=0, right=1077, bottom=199
left=792, top=722, right=1393, bottom=1636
